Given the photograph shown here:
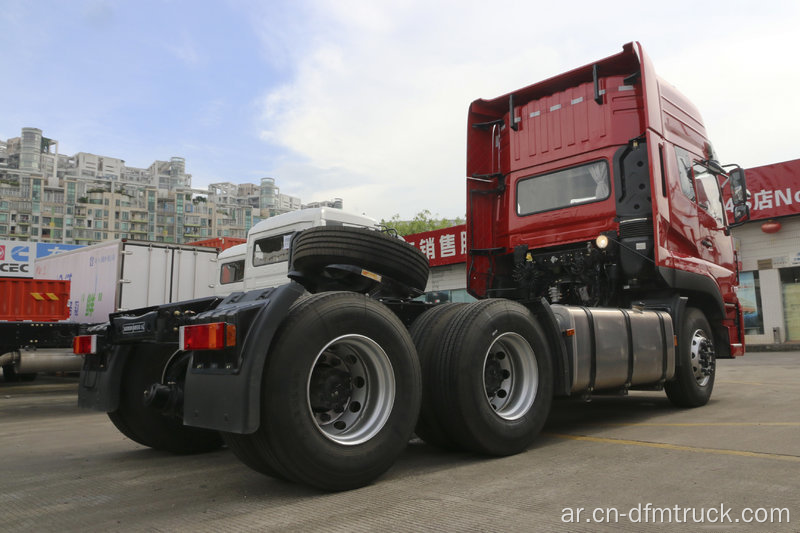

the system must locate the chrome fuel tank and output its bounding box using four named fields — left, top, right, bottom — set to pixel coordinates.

left=550, top=305, right=675, bottom=393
